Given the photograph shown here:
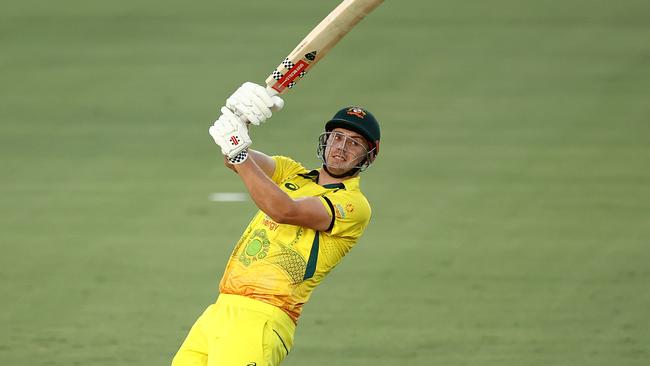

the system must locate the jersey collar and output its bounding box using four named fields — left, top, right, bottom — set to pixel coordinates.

left=298, top=169, right=361, bottom=191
